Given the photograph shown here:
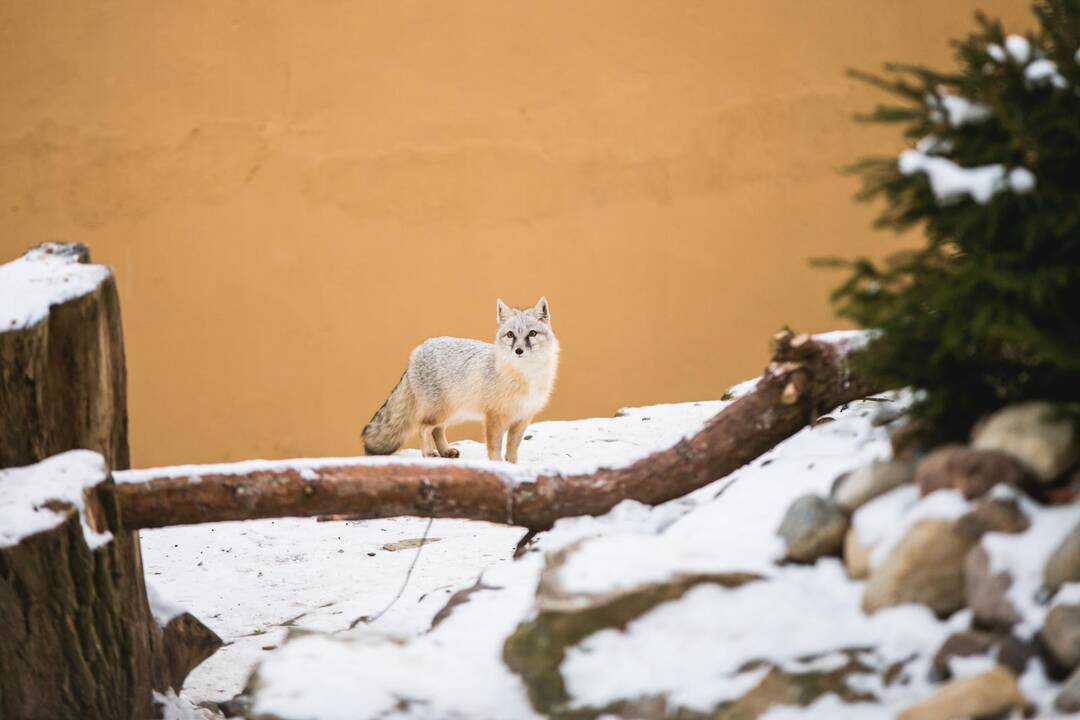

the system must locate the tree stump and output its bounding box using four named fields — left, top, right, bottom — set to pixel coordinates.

left=0, top=244, right=220, bottom=719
